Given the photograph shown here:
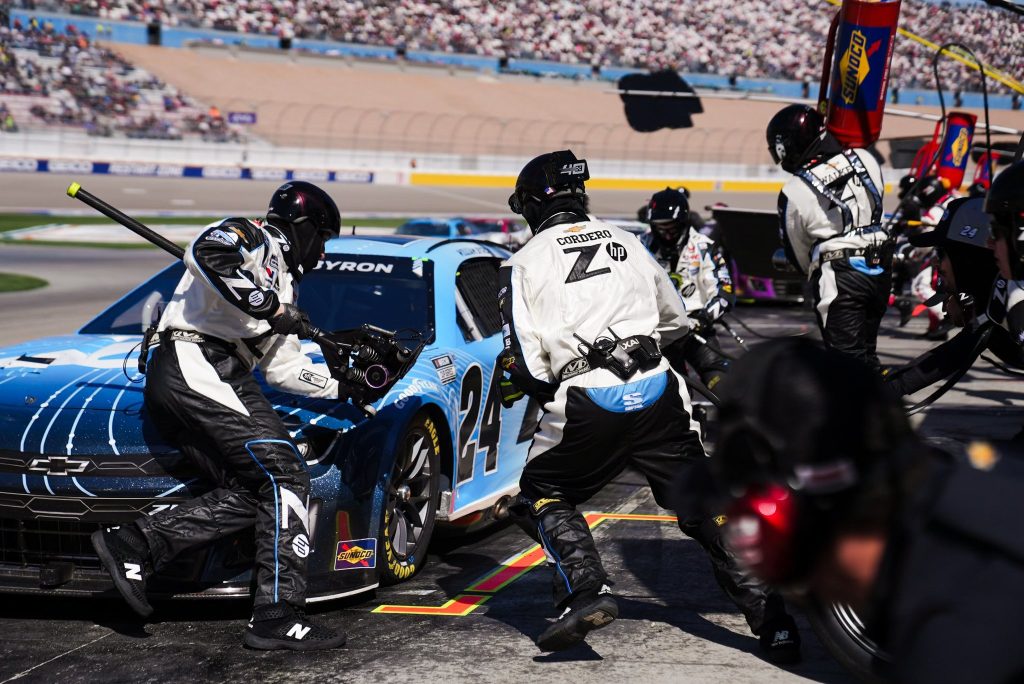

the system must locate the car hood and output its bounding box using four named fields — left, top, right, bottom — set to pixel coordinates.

left=0, top=334, right=144, bottom=409
left=0, top=334, right=368, bottom=457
